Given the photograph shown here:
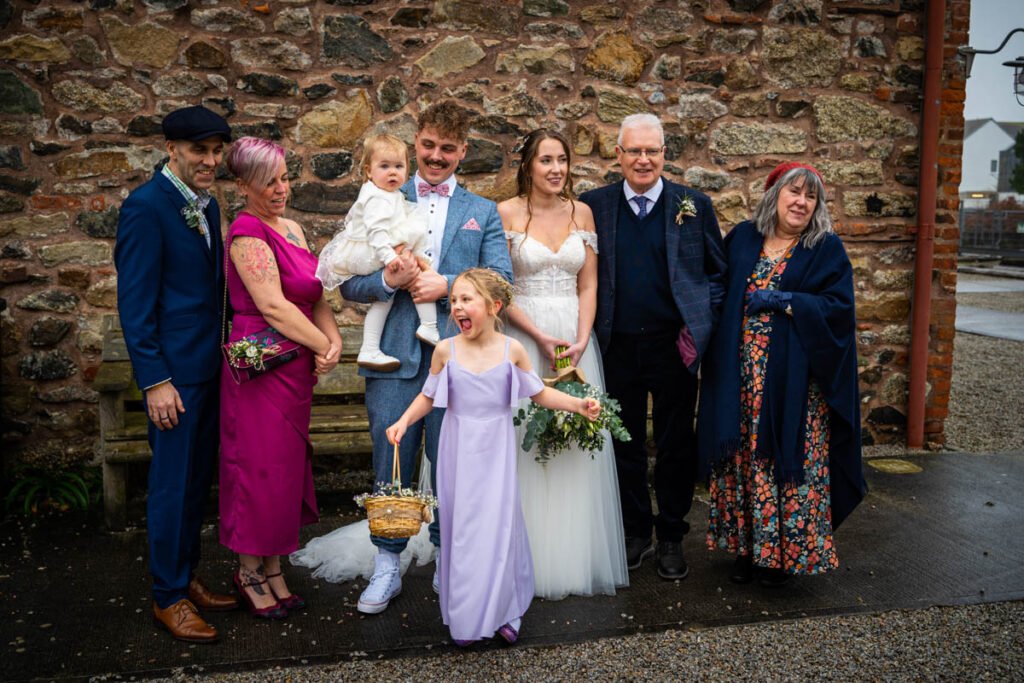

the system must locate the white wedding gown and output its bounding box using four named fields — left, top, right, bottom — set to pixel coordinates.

left=505, top=230, right=628, bottom=600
